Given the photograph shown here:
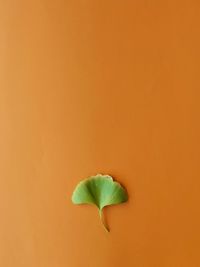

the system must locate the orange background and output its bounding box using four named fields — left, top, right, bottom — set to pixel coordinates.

left=0, top=1, right=200, bottom=266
